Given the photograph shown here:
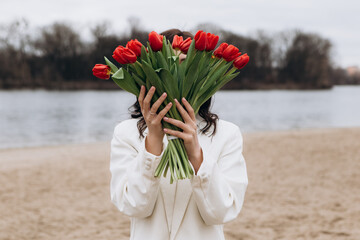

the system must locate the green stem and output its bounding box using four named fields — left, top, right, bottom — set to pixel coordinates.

left=224, top=66, right=237, bottom=77
left=163, top=160, right=169, bottom=178
left=175, top=138, right=190, bottom=178
left=154, top=149, right=169, bottom=177
left=171, top=148, right=181, bottom=181
left=169, top=144, right=175, bottom=184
